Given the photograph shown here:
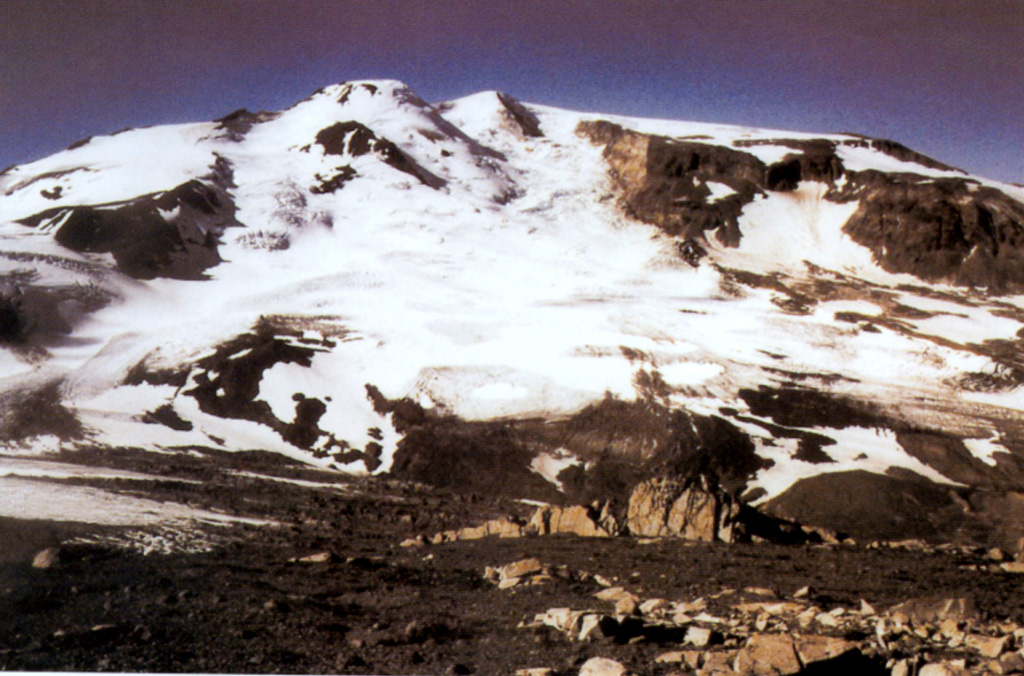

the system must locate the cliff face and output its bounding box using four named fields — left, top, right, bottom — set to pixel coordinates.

left=577, top=121, right=764, bottom=252
left=836, top=174, right=1024, bottom=291
left=580, top=120, right=1024, bottom=292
